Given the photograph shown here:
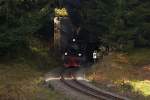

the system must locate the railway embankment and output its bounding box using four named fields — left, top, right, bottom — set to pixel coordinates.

left=86, top=48, right=150, bottom=100
left=0, top=50, right=67, bottom=100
